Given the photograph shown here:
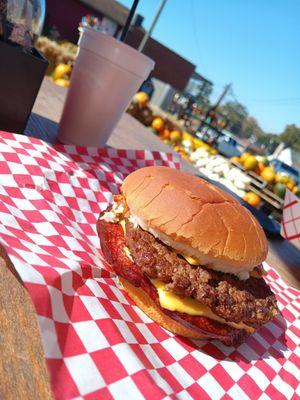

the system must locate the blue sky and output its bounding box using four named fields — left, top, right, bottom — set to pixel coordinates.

left=119, top=0, right=300, bottom=134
